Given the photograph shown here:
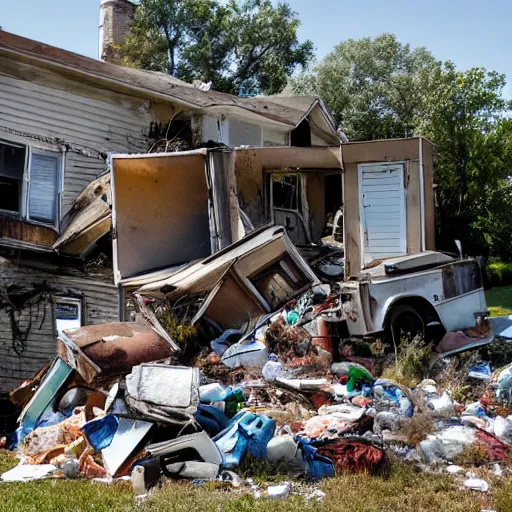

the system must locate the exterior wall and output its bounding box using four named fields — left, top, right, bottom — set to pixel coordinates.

left=0, top=63, right=155, bottom=244
left=228, top=118, right=262, bottom=147
left=234, top=146, right=341, bottom=228
left=0, top=257, right=118, bottom=393
left=341, top=138, right=435, bottom=276
left=263, top=128, right=289, bottom=147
